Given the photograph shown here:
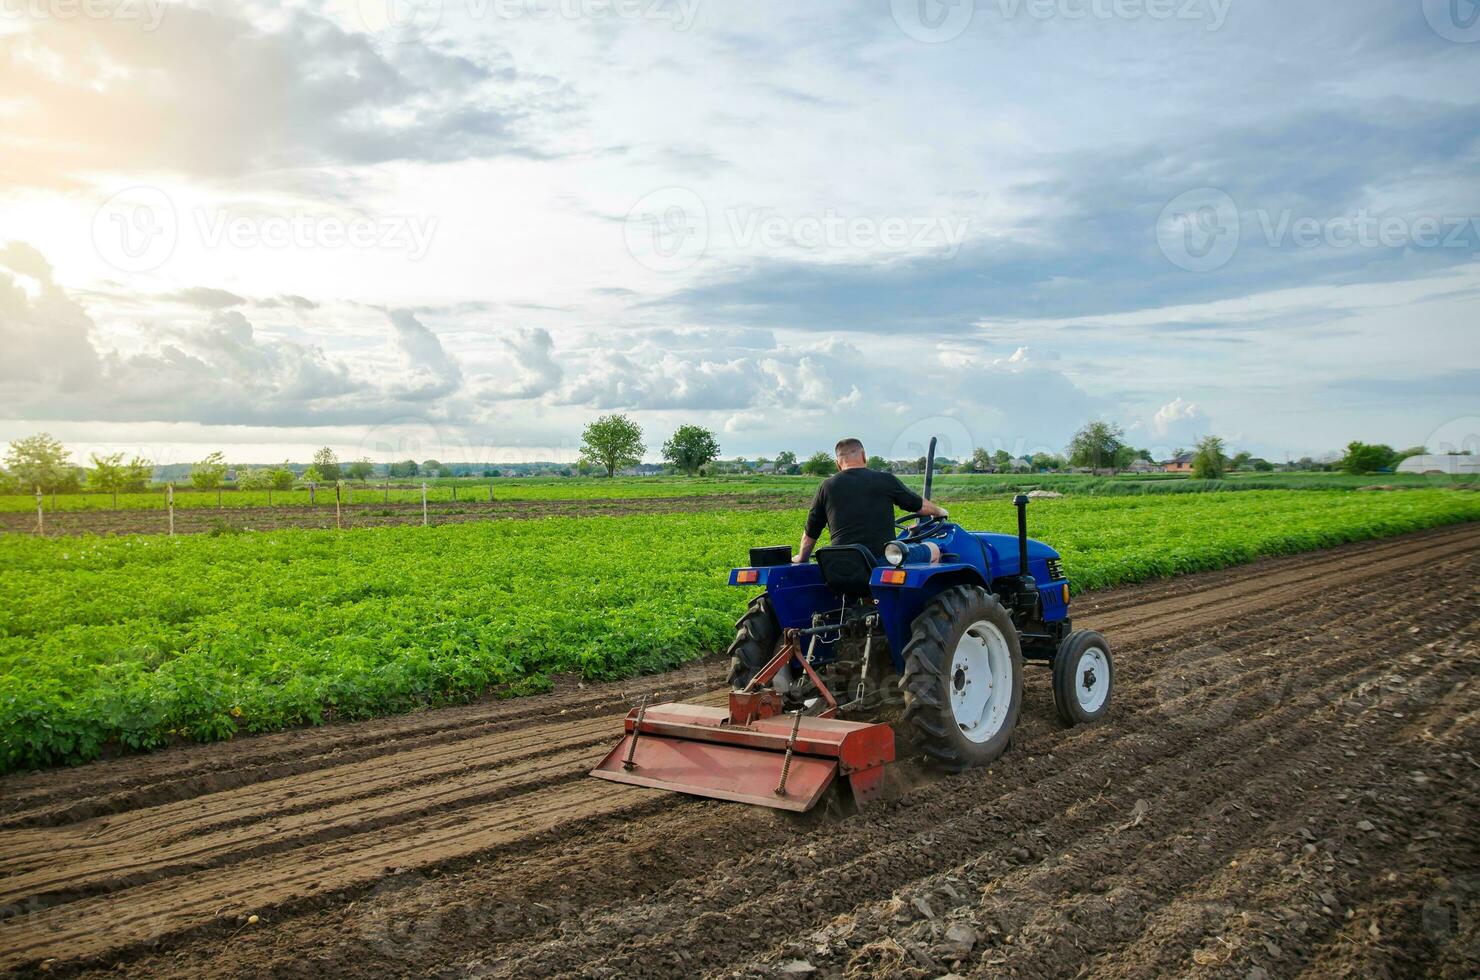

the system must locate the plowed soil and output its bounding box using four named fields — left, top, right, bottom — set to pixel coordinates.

left=0, top=494, right=800, bottom=537
left=2, top=524, right=1477, bottom=978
